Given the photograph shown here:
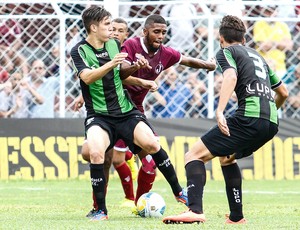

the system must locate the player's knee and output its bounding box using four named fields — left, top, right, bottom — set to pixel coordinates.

left=143, top=139, right=161, bottom=154
left=219, top=155, right=236, bottom=166
left=112, top=150, right=125, bottom=167
left=81, top=142, right=90, bottom=162
left=141, top=155, right=156, bottom=175
left=89, top=150, right=105, bottom=163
